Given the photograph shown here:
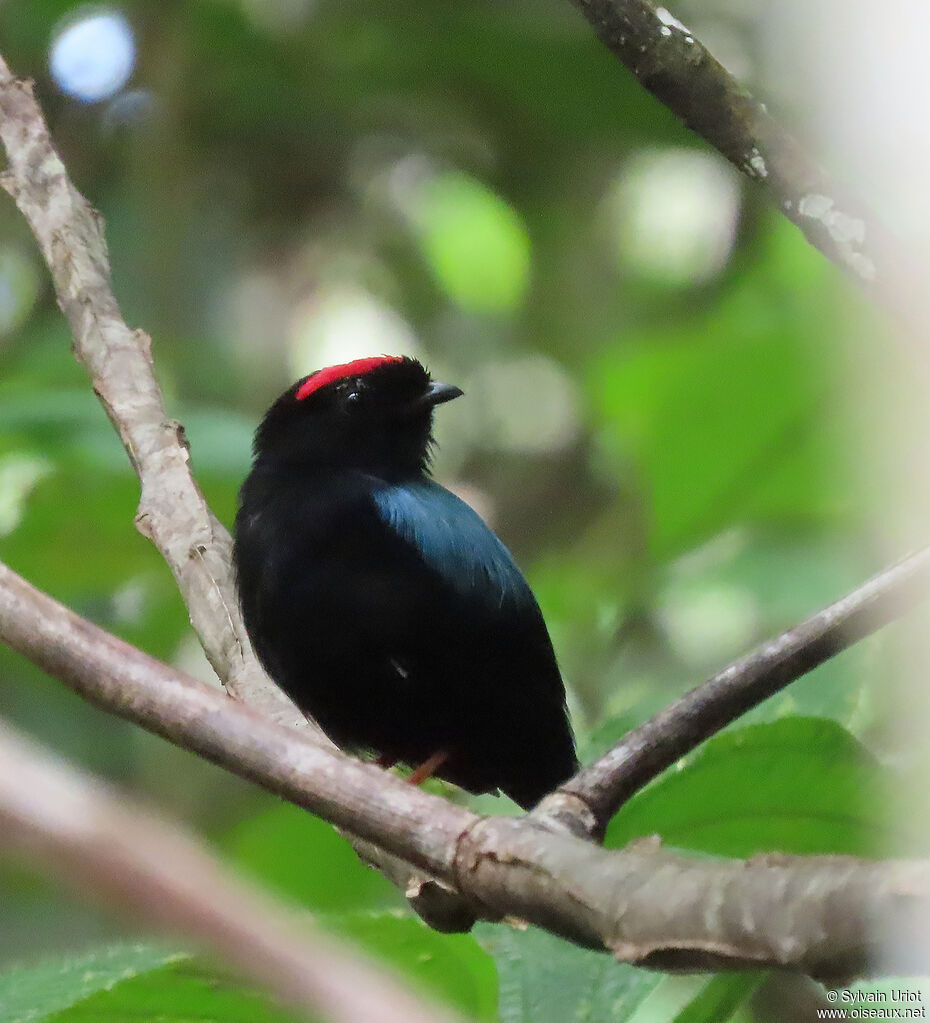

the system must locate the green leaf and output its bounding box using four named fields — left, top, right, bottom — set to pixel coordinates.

left=0, top=944, right=312, bottom=1023
left=475, top=922, right=660, bottom=1023
left=672, top=973, right=764, bottom=1023
left=589, top=222, right=848, bottom=559
left=0, top=943, right=183, bottom=1023
left=47, top=959, right=308, bottom=1023
left=412, top=172, right=531, bottom=314
left=591, top=327, right=830, bottom=559
left=225, top=802, right=401, bottom=913
left=604, top=718, right=885, bottom=857
left=0, top=923, right=493, bottom=1023
left=336, top=912, right=498, bottom=1022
